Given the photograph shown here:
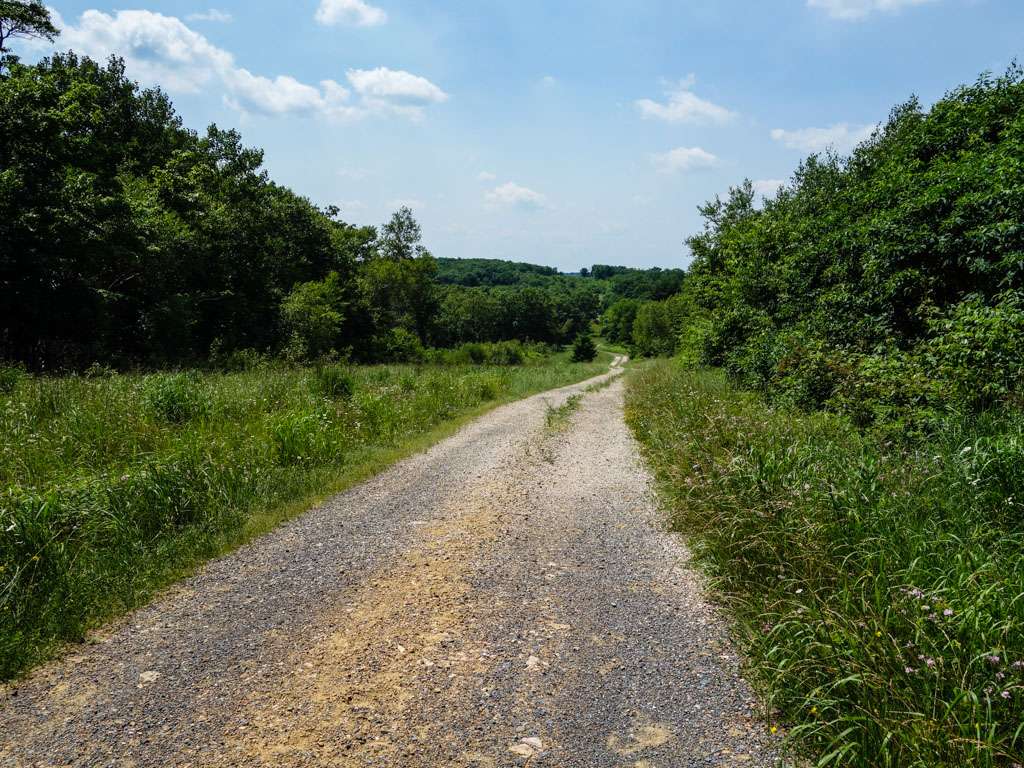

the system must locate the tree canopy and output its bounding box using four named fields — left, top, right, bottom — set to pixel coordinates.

left=674, top=65, right=1024, bottom=425
left=0, top=1, right=58, bottom=57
